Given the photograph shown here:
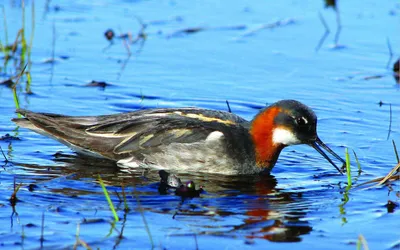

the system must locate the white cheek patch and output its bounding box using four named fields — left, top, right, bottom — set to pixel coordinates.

left=272, top=128, right=301, bottom=145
